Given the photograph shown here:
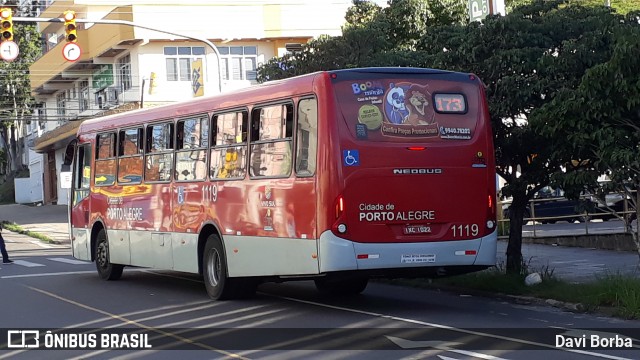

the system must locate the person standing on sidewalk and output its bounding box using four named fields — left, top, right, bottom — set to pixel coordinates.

left=0, top=225, right=13, bottom=264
